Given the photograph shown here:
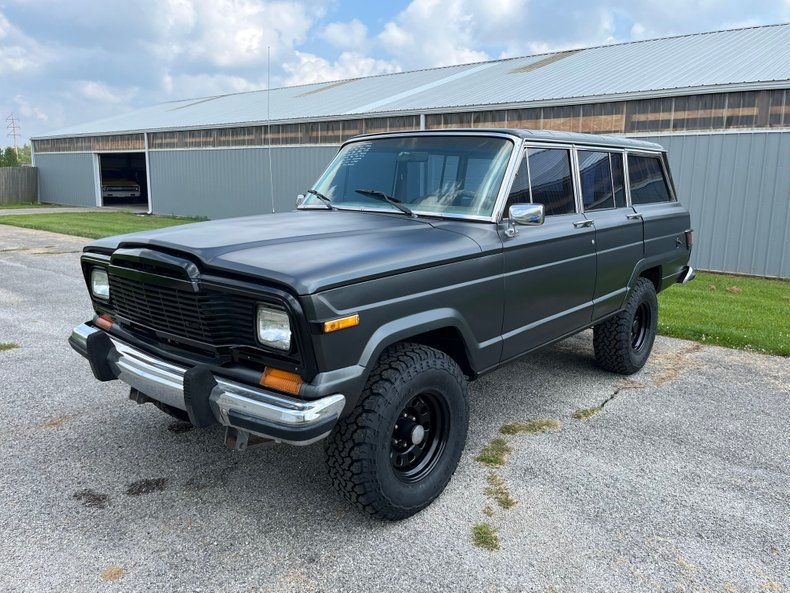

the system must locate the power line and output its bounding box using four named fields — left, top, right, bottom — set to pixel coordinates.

left=5, top=113, right=21, bottom=158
